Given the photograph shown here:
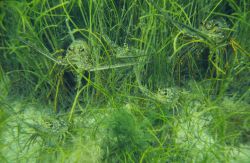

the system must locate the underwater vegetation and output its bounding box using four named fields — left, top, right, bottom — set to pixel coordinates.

left=0, top=0, right=250, bottom=162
